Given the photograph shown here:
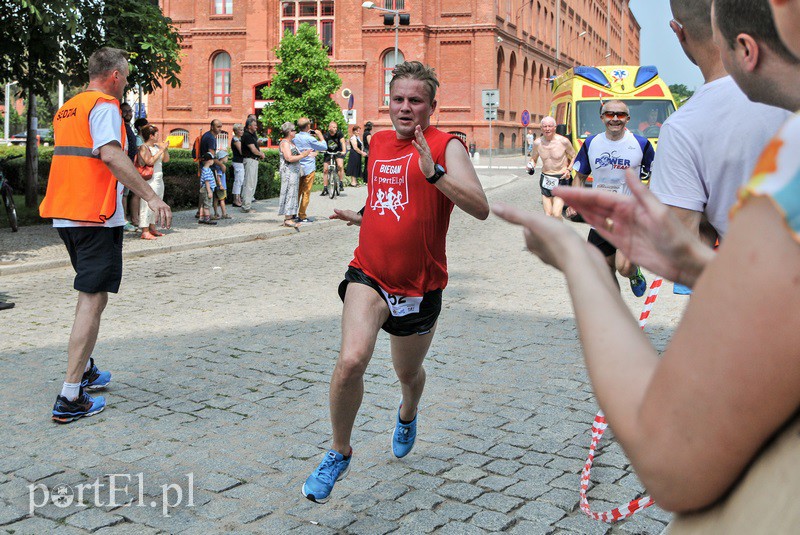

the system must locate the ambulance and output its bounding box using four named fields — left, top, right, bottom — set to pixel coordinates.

left=549, top=65, right=677, bottom=153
